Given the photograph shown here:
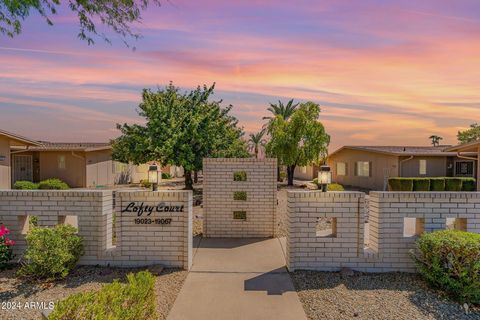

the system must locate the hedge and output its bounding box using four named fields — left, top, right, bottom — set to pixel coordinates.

left=389, top=177, right=476, bottom=192
left=13, top=181, right=39, bottom=190
left=411, top=230, right=480, bottom=304
left=38, top=178, right=70, bottom=190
